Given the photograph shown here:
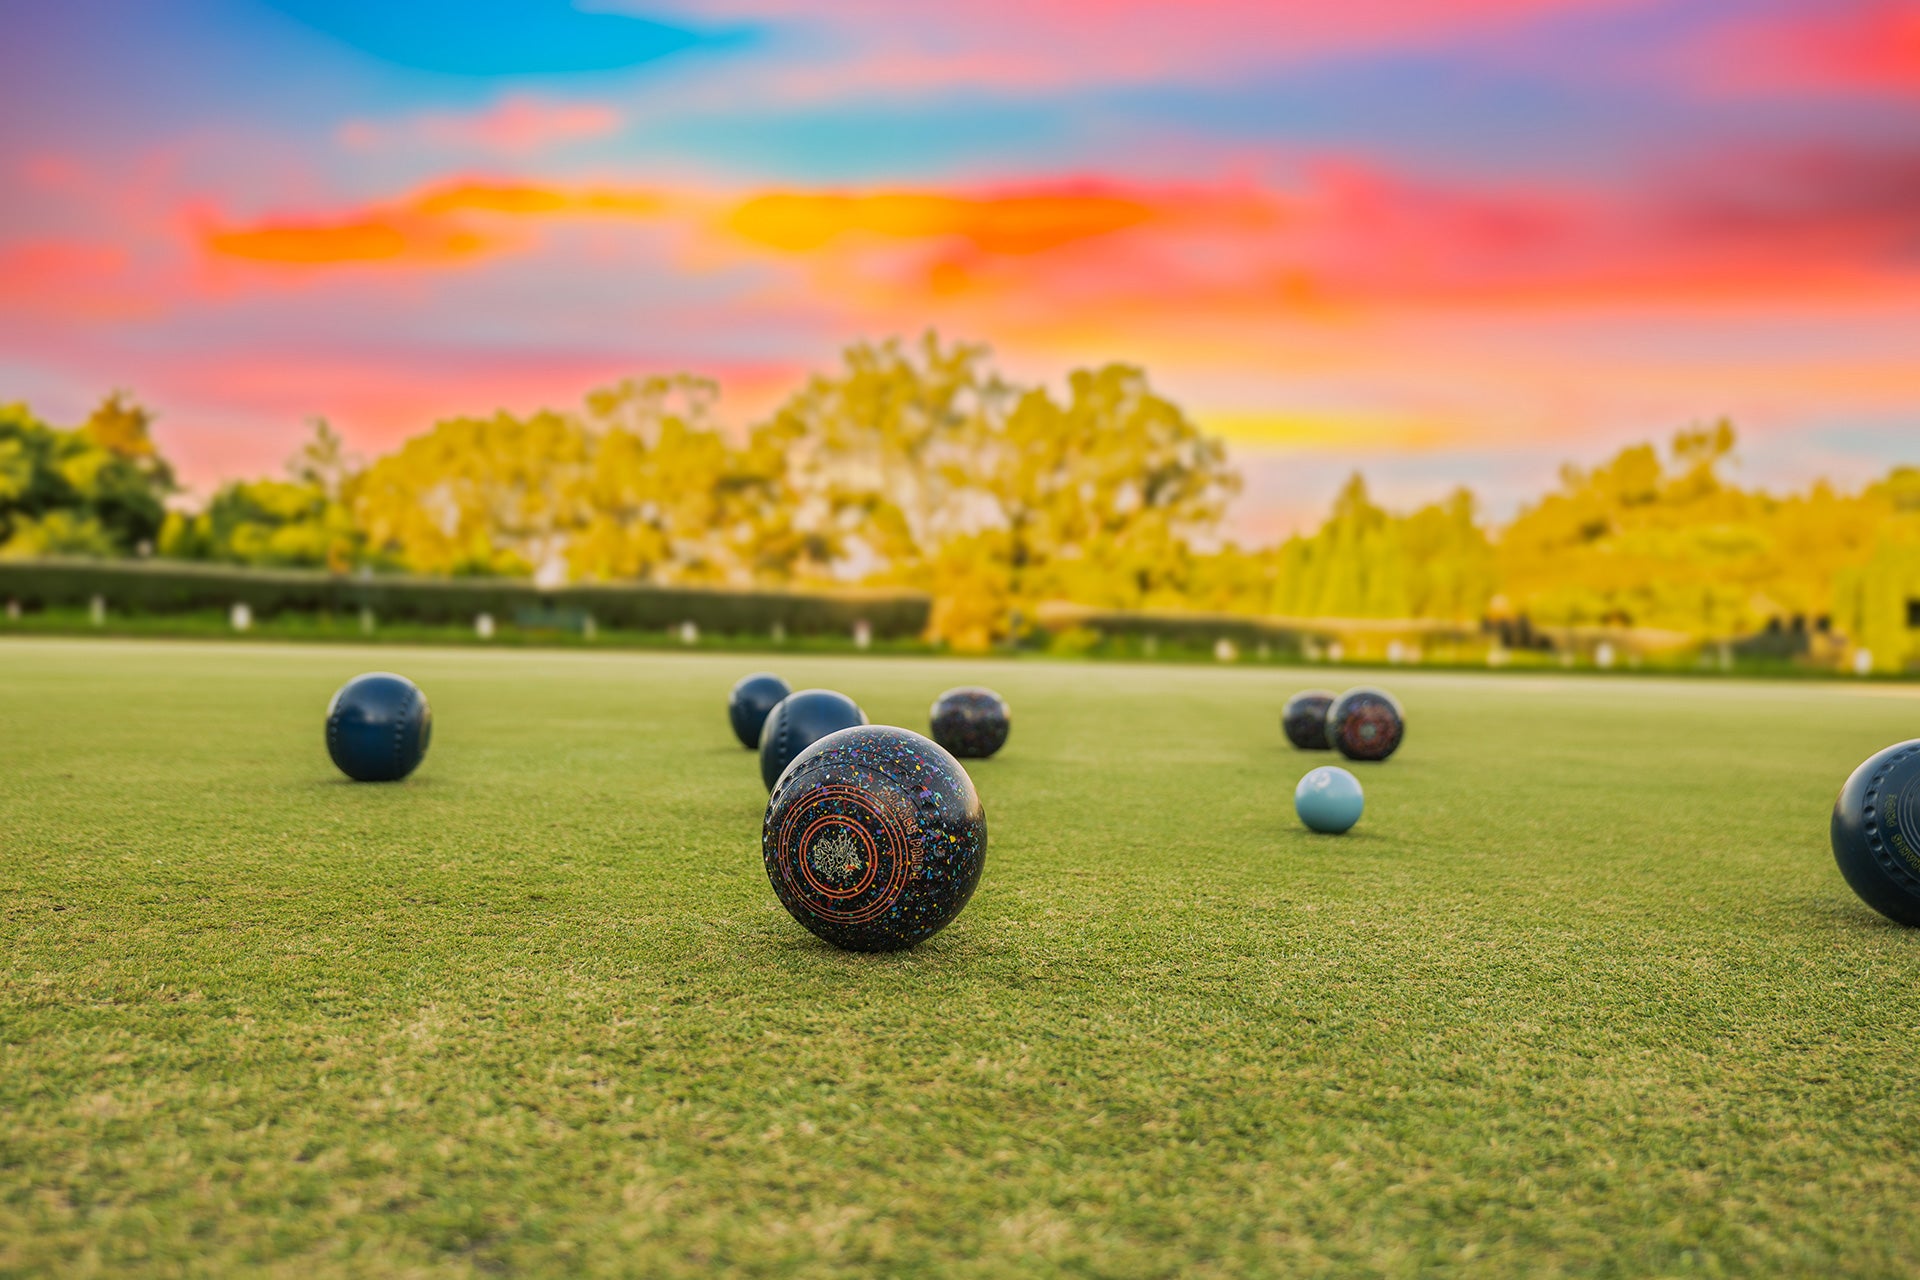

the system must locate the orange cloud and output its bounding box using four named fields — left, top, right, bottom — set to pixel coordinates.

left=203, top=216, right=492, bottom=265
left=192, top=148, right=1920, bottom=324
left=411, top=180, right=665, bottom=217
left=201, top=180, right=667, bottom=266
left=727, top=187, right=1156, bottom=253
